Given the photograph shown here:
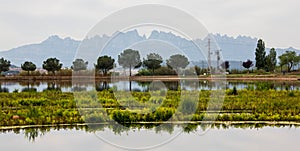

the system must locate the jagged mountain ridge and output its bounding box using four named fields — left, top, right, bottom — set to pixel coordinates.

left=0, top=30, right=299, bottom=68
